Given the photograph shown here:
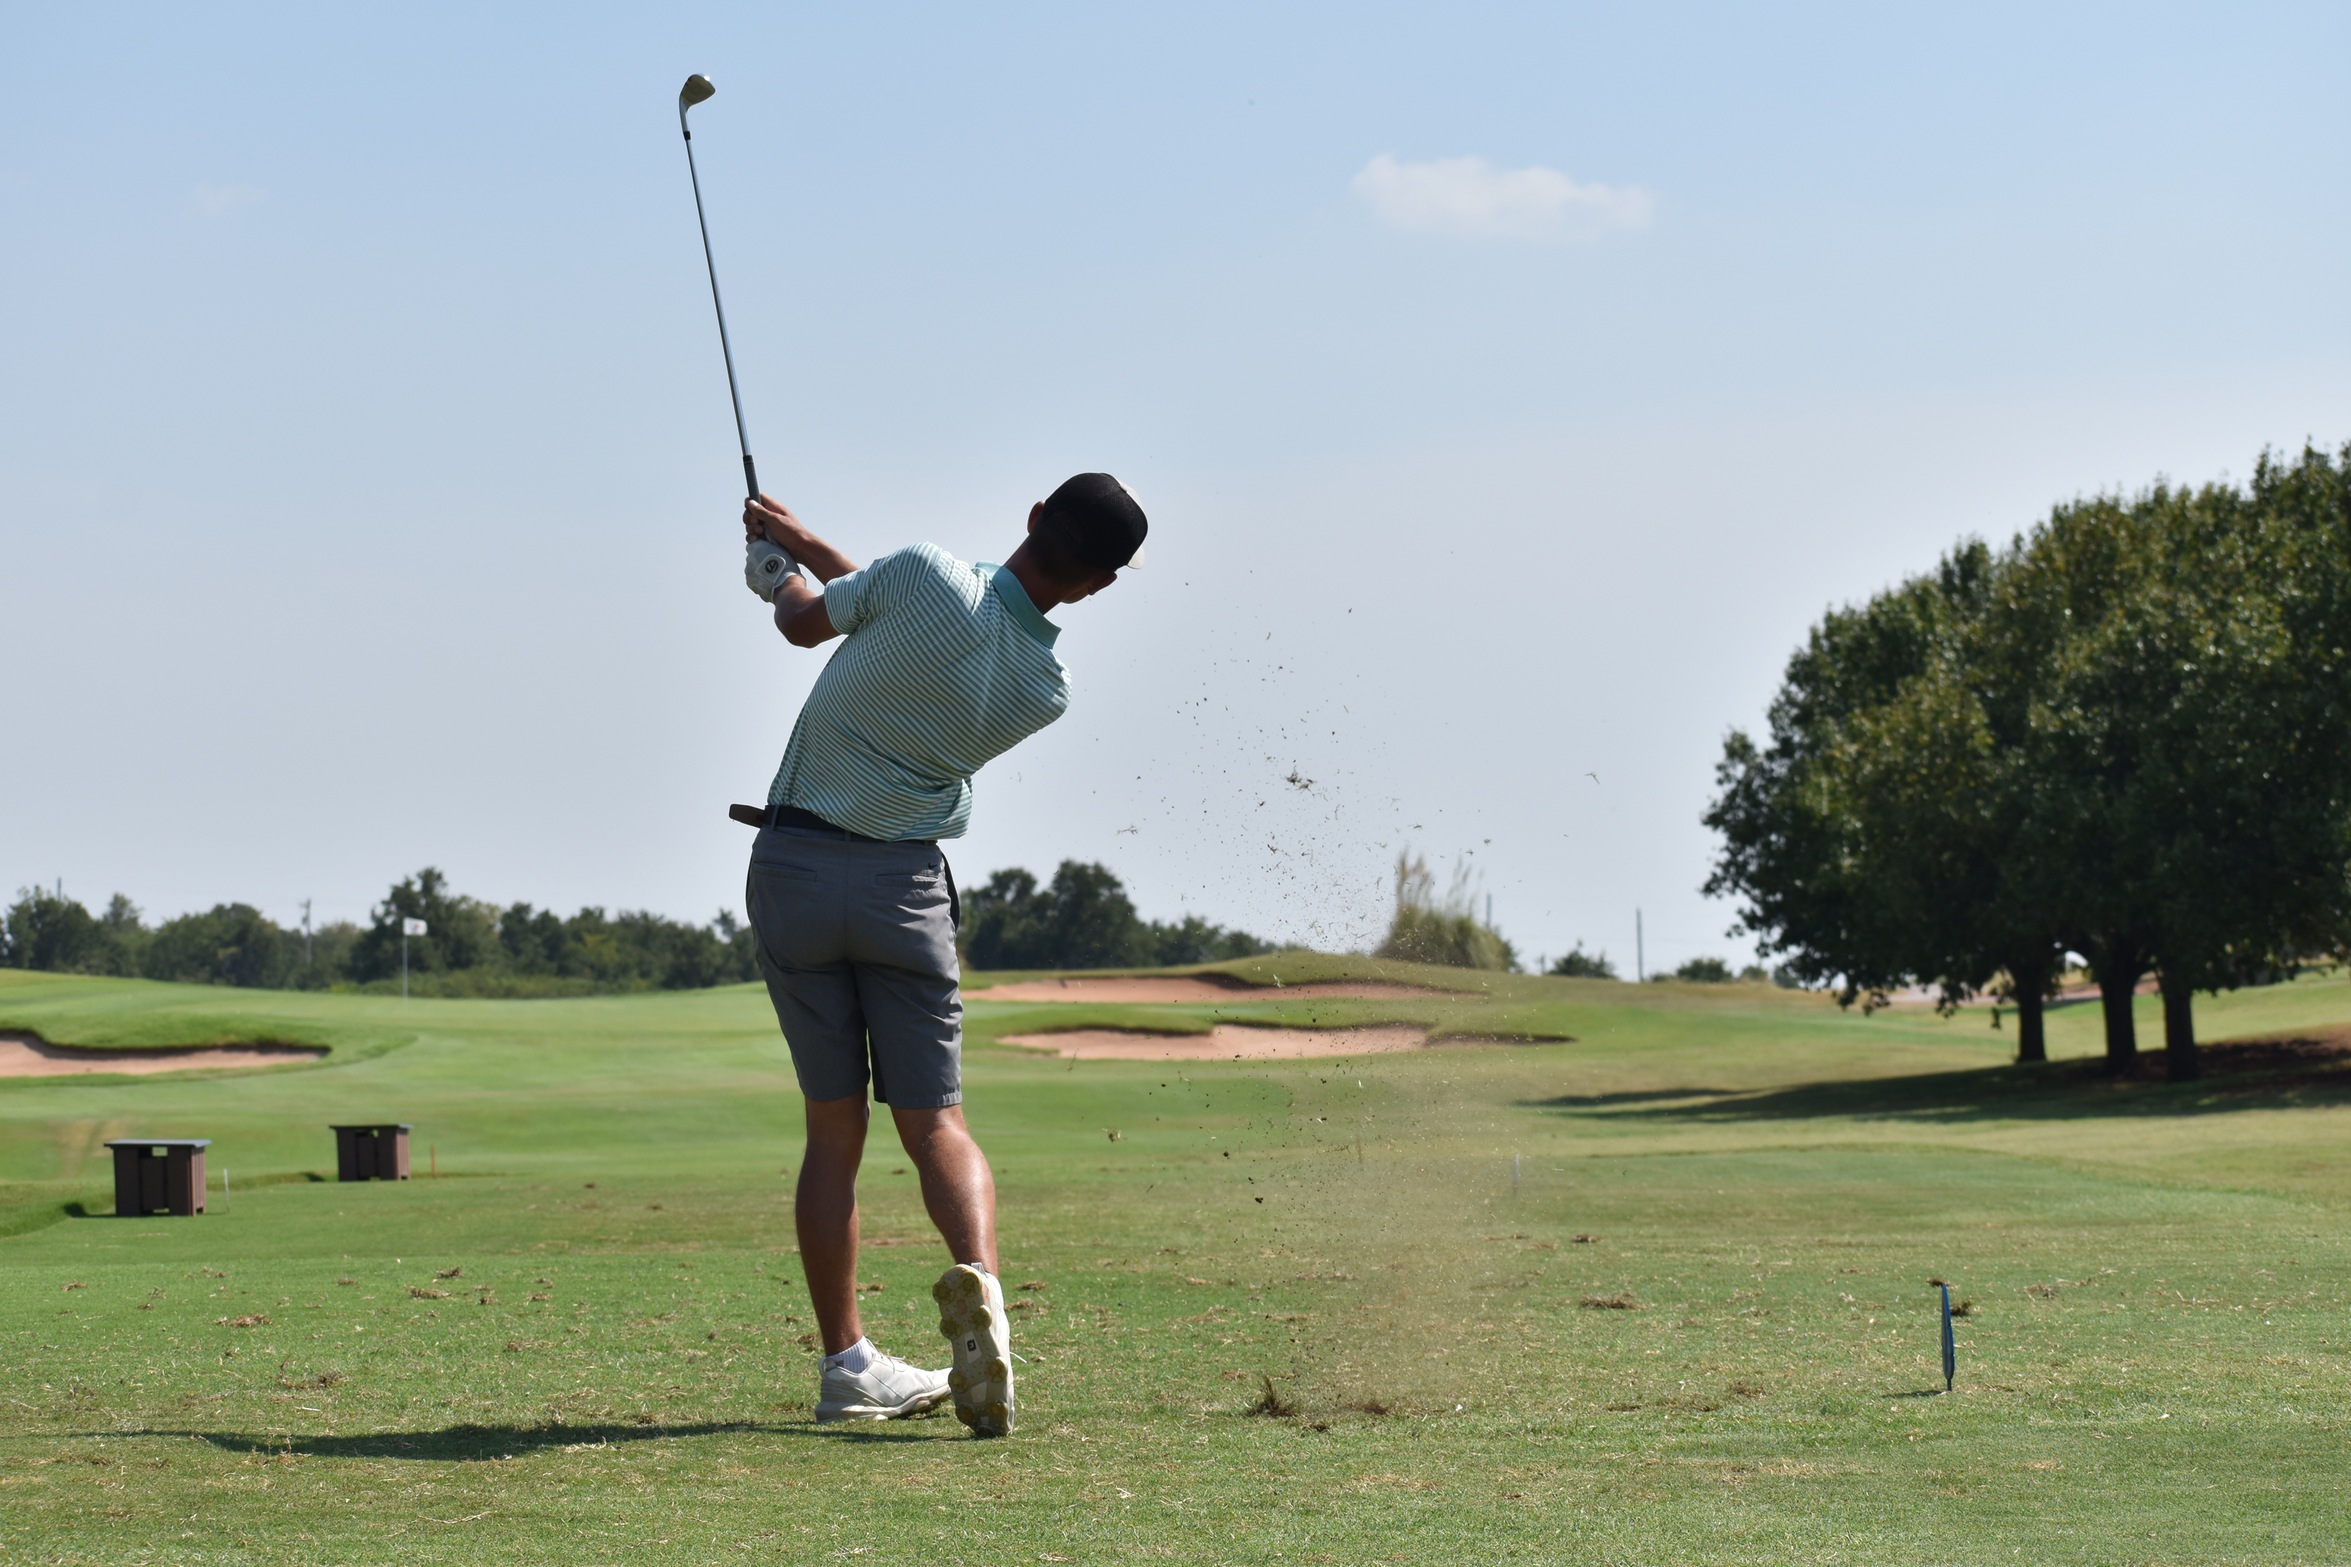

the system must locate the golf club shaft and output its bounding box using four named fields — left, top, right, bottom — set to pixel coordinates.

left=681, top=131, right=758, bottom=500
